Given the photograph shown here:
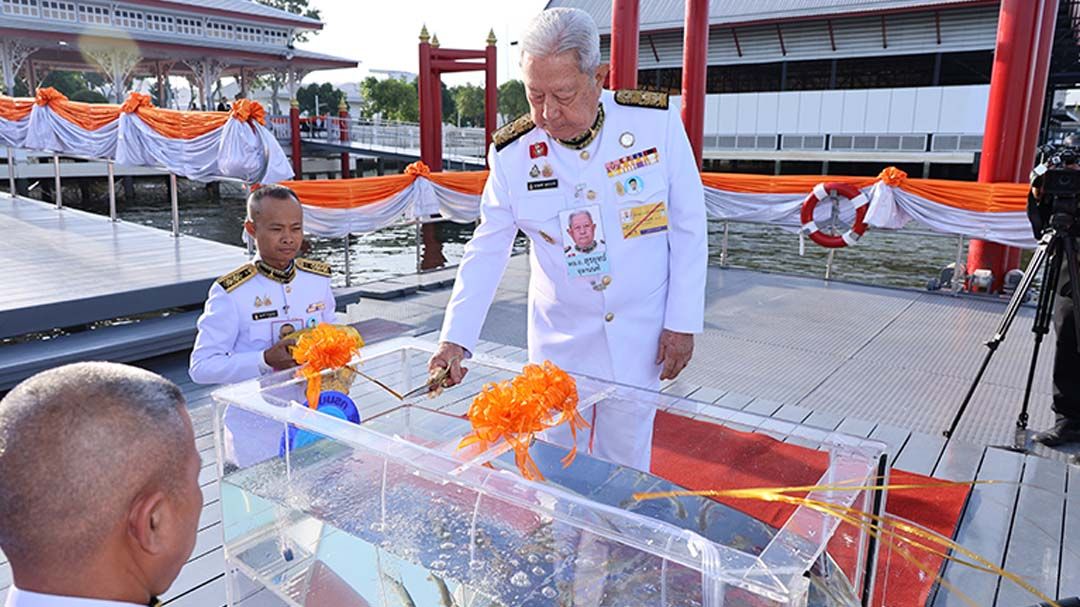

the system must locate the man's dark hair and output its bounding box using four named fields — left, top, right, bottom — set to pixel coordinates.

left=247, top=184, right=301, bottom=222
